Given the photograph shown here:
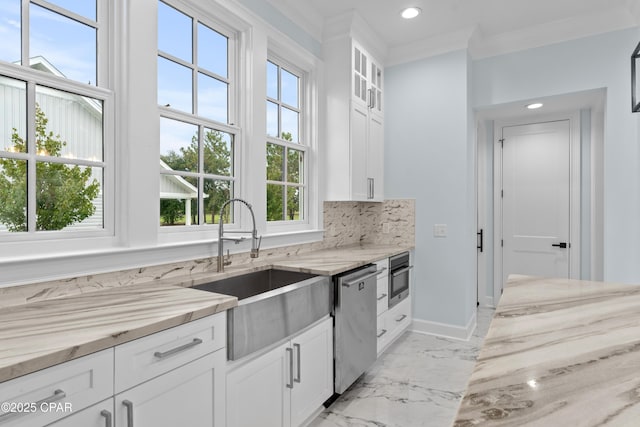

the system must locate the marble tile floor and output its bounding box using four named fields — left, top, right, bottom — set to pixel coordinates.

left=310, top=307, right=495, bottom=427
